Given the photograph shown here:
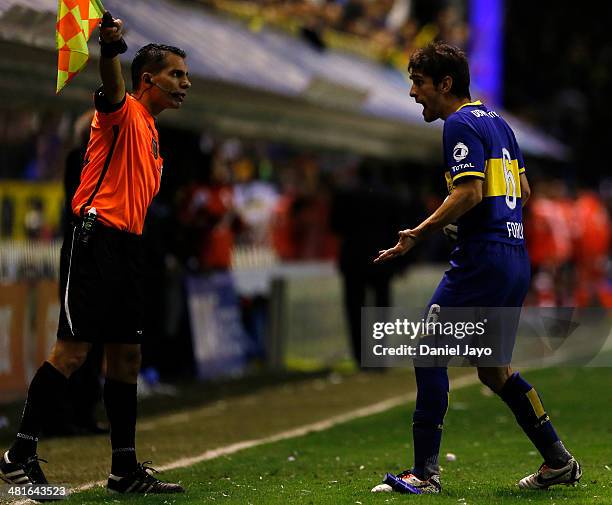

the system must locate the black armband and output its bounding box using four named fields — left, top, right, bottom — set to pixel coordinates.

left=94, top=86, right=126, bottom=113
left=99, top=37, right=128, bottom=58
